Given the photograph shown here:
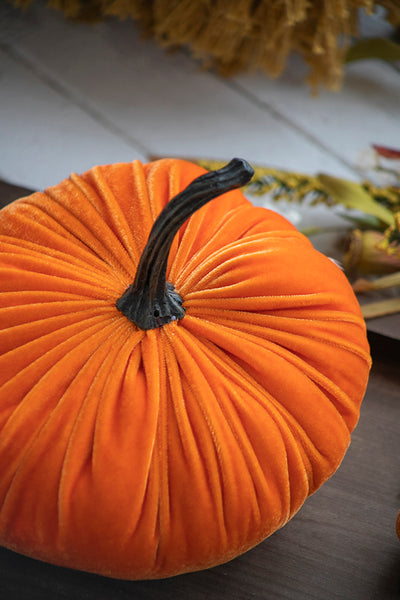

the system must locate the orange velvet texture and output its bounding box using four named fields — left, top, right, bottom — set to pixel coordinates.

left=0, top=159, right=371, bottom=579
